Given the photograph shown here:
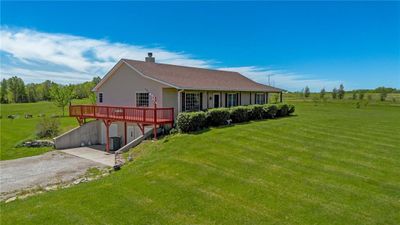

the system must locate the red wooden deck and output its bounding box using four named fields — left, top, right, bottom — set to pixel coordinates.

left=69, top=105, right=174, bottom=125
left=69, top=104, right=174, bottom=152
